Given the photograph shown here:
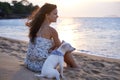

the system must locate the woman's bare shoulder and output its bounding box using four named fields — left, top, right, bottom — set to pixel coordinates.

left=49, top=26, right=56, bottom=30
left=49, top=26, right=58, bottom=34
